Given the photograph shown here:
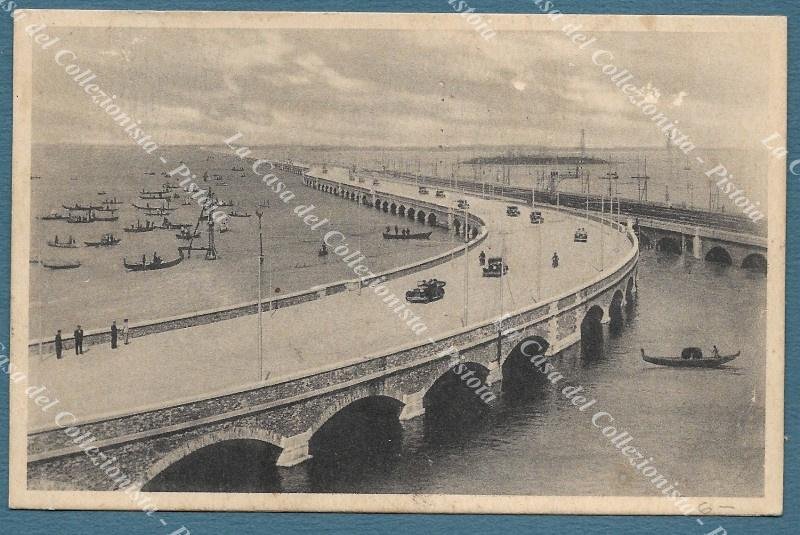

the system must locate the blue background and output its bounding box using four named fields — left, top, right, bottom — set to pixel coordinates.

left=0, top=1, right=796, bottom=533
